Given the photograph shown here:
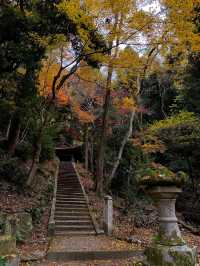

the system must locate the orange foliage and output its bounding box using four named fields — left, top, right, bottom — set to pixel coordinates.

left=72, top=103, right=95, bottom=124
left=38, top=62, right=69, bottom=106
